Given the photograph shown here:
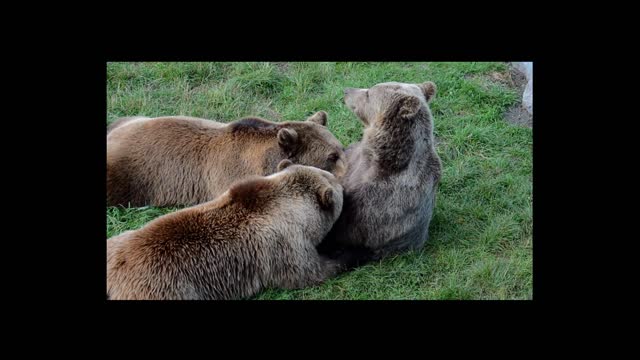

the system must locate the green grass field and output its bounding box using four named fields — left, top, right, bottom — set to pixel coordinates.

left=107, top=62, right=532, bottom=300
